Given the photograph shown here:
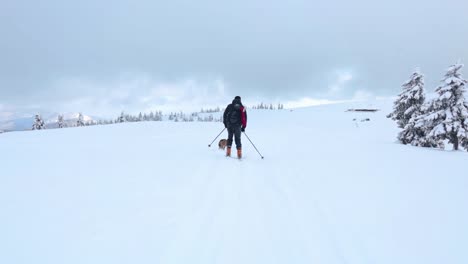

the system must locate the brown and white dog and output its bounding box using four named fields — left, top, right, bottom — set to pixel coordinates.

left=218, top=139, right=228, bottom=150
